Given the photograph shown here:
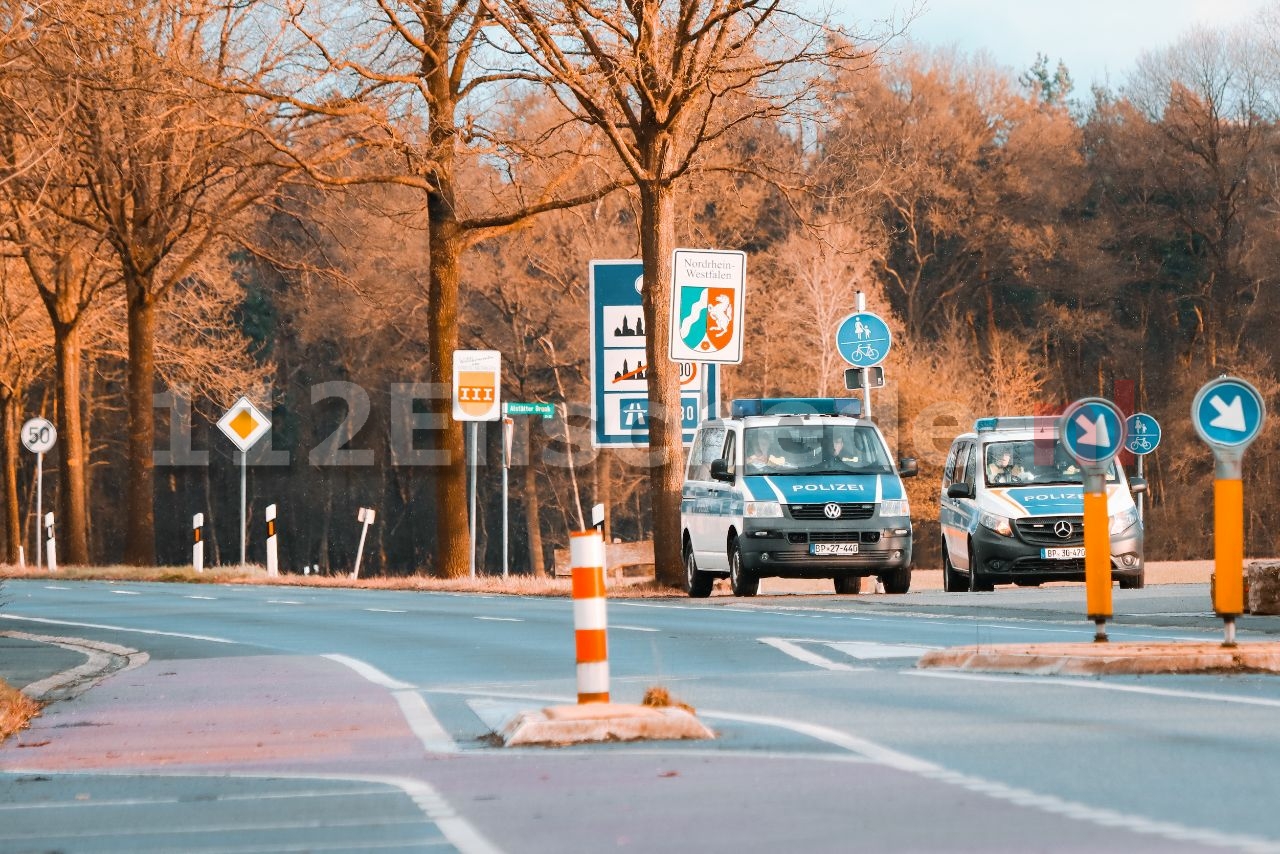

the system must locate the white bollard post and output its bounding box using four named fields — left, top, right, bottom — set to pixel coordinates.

left=44, top=512, right=56, bottom=573
left=352, top=507, right=376, bottom=580
left=193, top=513, right=204, bottom=573
left=570, top=529, right=609, bottom=704
left=17, top=545, right=24, bottom=570
left=265, top=503, right=278, bottom=577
